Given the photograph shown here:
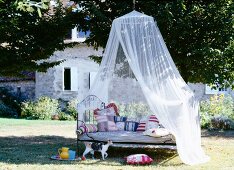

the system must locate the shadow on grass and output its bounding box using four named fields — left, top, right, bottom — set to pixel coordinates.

left=201, top=130, right=234, bottom=139
left=0, top=135, right=178, bottom=166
